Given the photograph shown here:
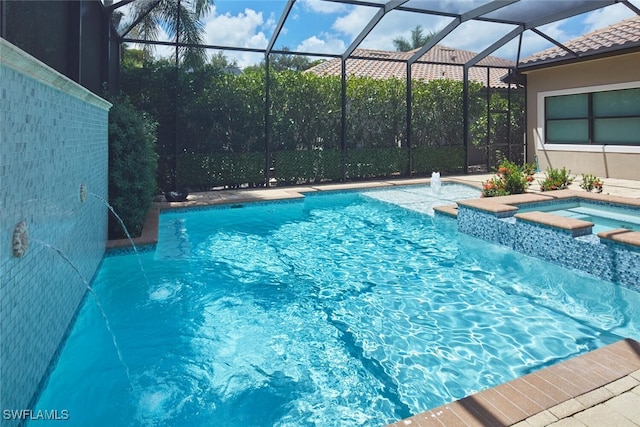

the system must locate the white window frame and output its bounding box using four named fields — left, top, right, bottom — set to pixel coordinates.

left=536, top=81, right=640, bottom=154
